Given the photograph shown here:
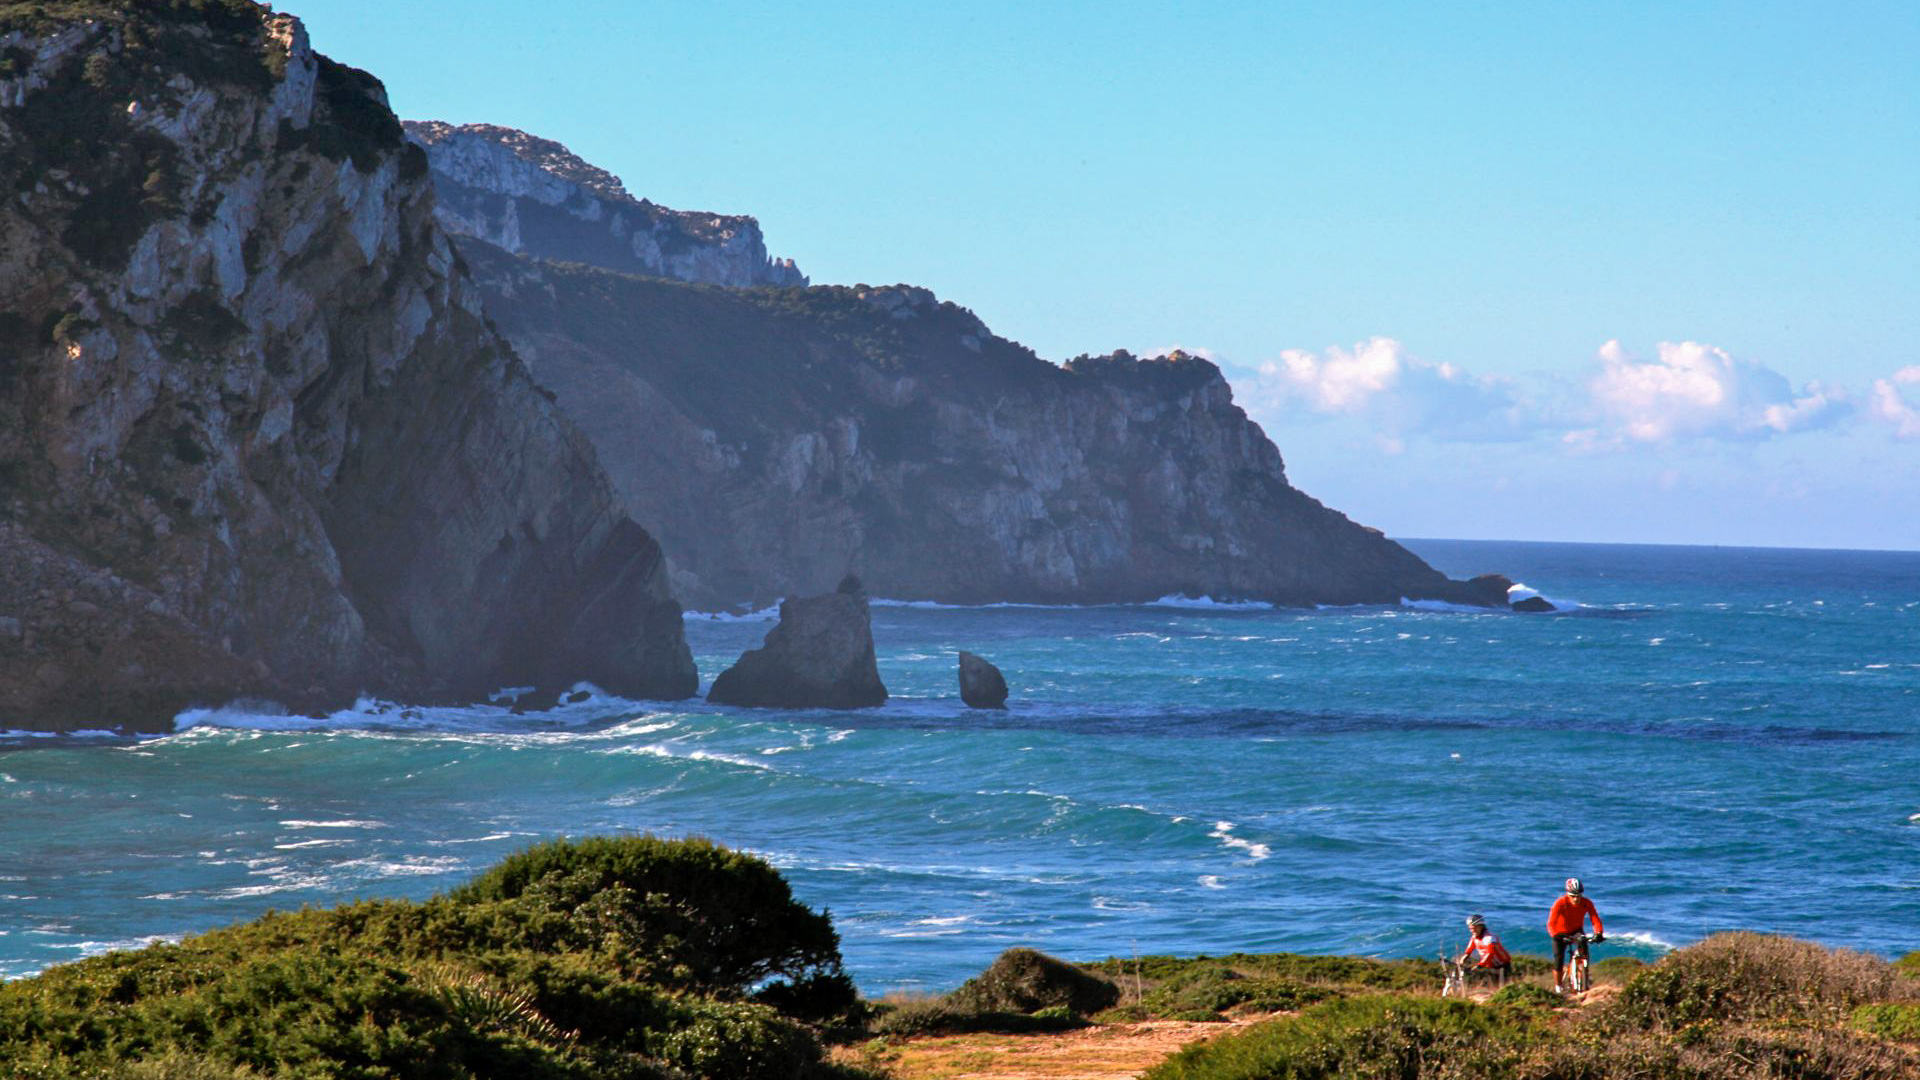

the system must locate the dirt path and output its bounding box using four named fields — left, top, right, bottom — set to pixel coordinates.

left=840, top=1018, right=1259, bottom=1080
left=850, top=985, right=1623, bottom=1079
